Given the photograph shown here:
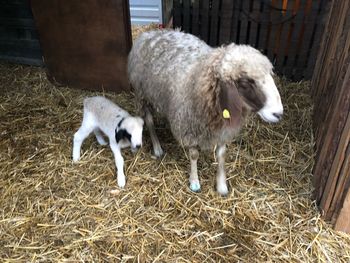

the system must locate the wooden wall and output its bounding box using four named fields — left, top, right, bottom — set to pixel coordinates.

left=311, top=0, right=350, bottom=233
left=174, top=0, right=329, bottom=80
left=0, top=0, right=42, bottom=65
